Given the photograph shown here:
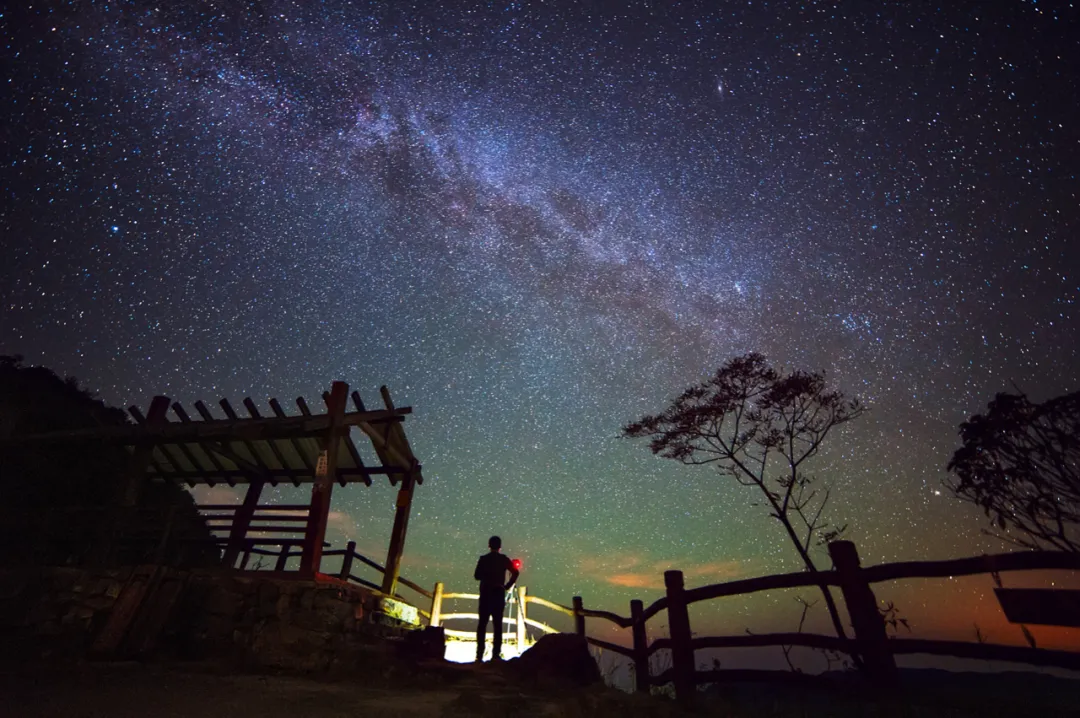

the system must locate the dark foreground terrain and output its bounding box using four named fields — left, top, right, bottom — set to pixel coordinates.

left=2, top=661, right=1079, bottom=717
